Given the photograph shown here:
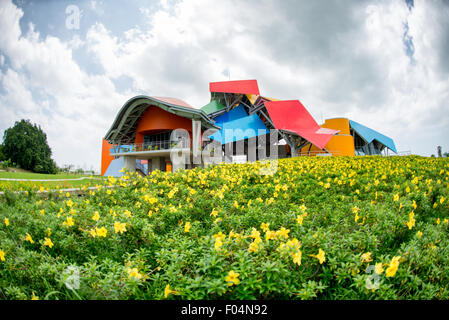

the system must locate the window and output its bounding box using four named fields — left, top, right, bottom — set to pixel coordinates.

left=143, top=131, right=171, bottom=150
